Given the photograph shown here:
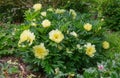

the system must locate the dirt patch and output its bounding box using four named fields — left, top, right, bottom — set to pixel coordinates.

left=0, top=56, right=46, bottom=78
